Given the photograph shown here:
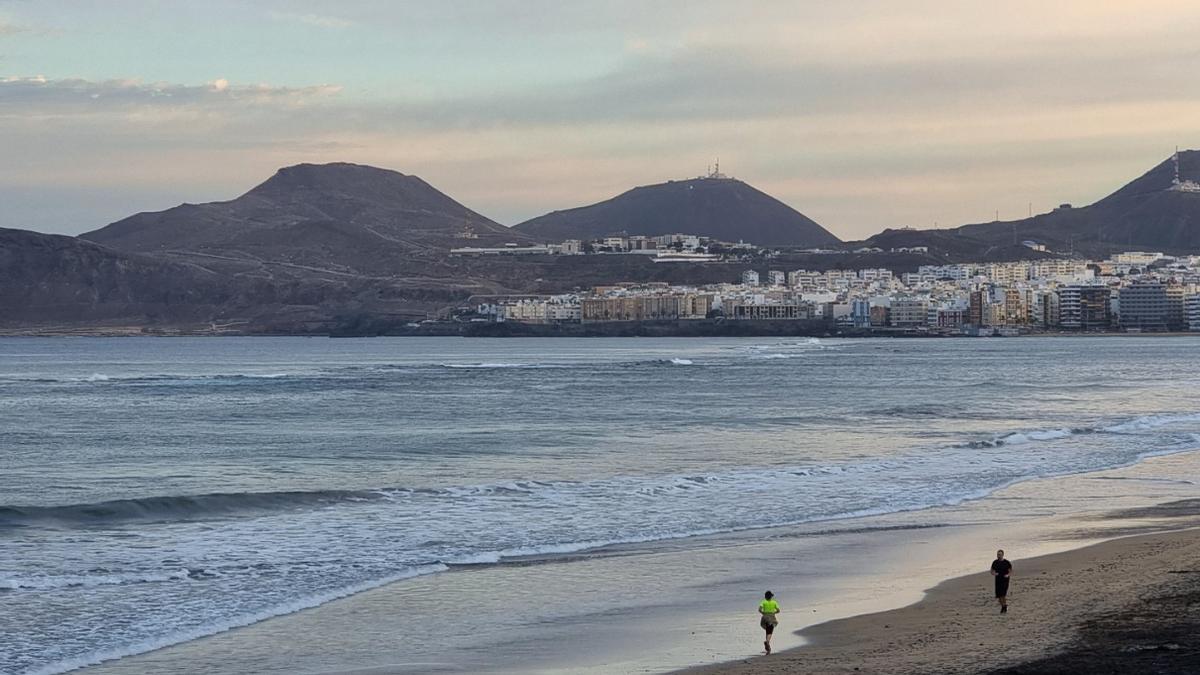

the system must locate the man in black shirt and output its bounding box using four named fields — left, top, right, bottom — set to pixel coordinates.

left=991, top=549, right=1012, bottom=613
